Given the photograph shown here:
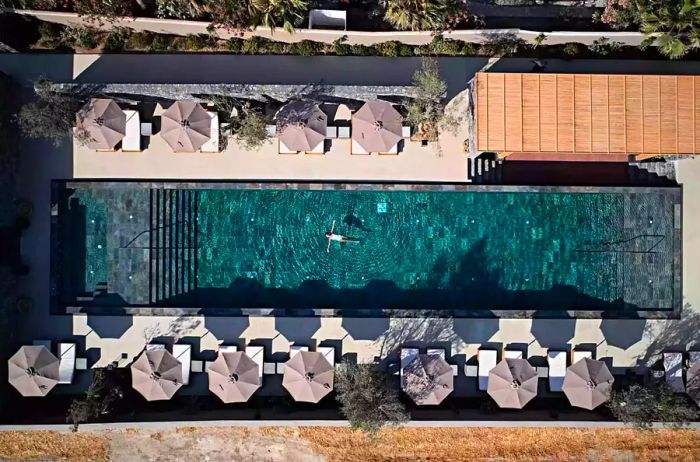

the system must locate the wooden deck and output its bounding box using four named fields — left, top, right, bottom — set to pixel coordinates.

left=476, top=72, right=700, bottom=157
